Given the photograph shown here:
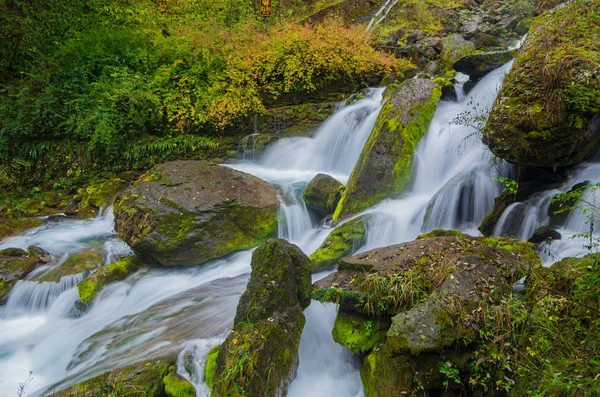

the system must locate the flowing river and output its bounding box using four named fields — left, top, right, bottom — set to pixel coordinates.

left=1, top=61, right=598, bottom=396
